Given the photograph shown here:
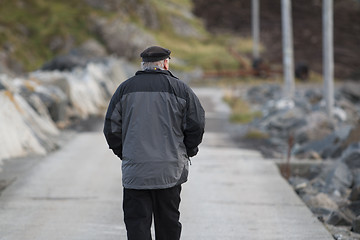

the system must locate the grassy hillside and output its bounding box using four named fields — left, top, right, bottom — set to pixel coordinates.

left=0, top=0, right=251, bottom=73
left=0, top=0, right=103, bottom=71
